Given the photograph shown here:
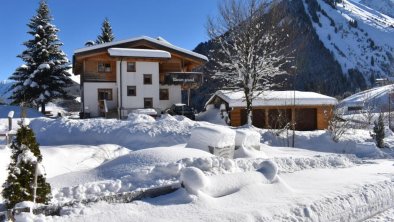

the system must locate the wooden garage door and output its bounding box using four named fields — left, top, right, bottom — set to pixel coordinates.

left=295, top=108, right=317, bottom=131
left=252, top=109, right=265, bottom=128
left=240, top=109, right=248, bottom=126
left=268, top=109, right=292, bottom=129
